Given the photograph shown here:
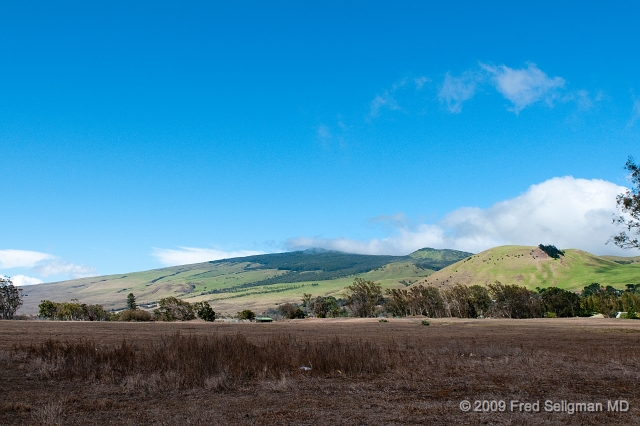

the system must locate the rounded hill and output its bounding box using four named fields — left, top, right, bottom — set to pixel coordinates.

left=414, top=245, right=640, bottom=291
